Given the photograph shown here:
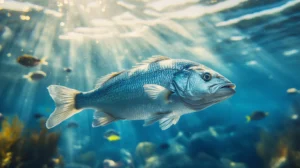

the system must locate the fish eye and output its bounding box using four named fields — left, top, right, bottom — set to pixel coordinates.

left=202, top=72, right=212, bottom=81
